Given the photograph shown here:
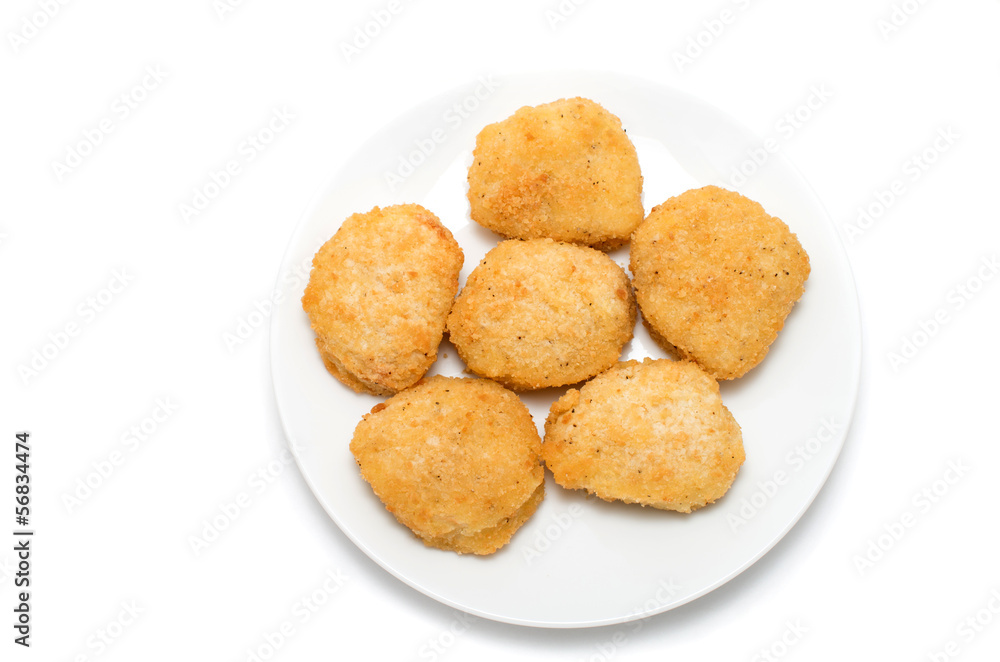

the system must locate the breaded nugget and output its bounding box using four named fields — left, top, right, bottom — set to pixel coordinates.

left=467, top=97, right=644, bottom=250
left=302, top=204, right=463, bottom=395
left=630, top=186, right=810, bottom=380
left=447, top=239, right=636, bottom=390
left=349, top=376, right=545, bottom=555
left=542, top=359, right=744, bottom=513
